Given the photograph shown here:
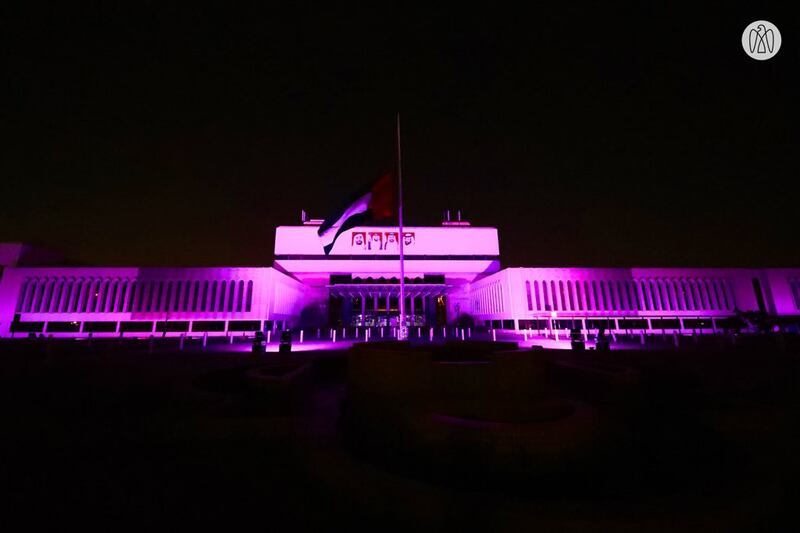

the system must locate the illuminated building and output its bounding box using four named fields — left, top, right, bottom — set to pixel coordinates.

left=1, top=219, right=799, bottom=337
